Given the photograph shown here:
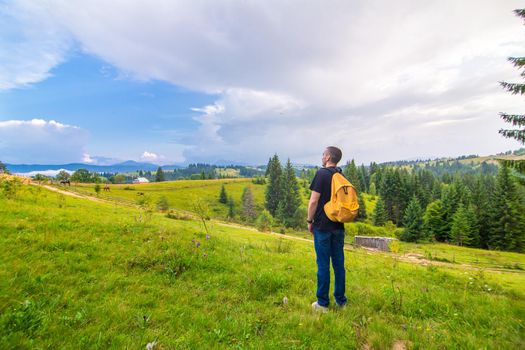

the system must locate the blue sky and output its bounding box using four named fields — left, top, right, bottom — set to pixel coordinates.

left=1, top=0, right=524, bottom=166
left=0, top=51, right=216, bottom=164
